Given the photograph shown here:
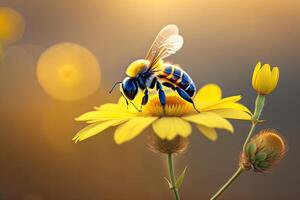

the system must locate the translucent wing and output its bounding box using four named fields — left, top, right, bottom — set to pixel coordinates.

left=157, top=35, right=183, bottom=60
left=145, top=24, right=184, bottom=70
left=145, top=24, right=179, bottom=60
